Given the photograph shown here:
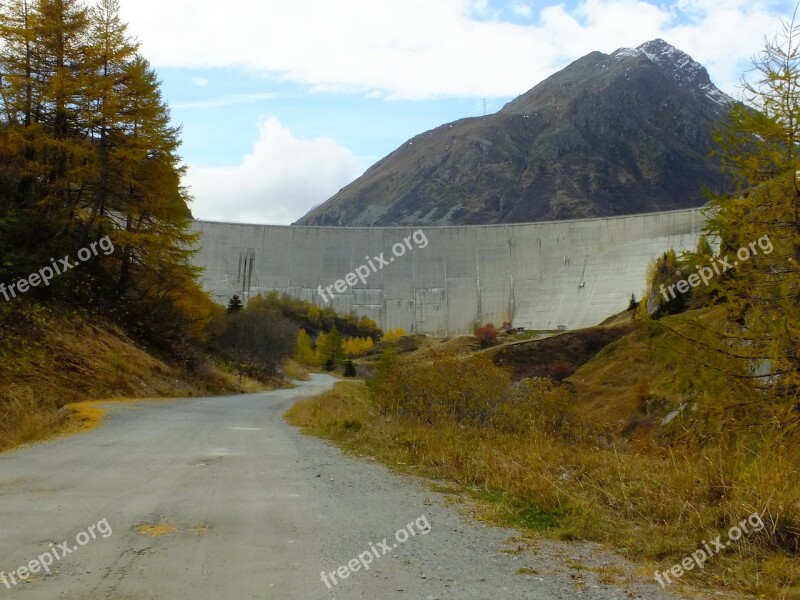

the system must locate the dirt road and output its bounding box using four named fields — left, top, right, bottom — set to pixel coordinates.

left=0, top=375, right=689, bottom=599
